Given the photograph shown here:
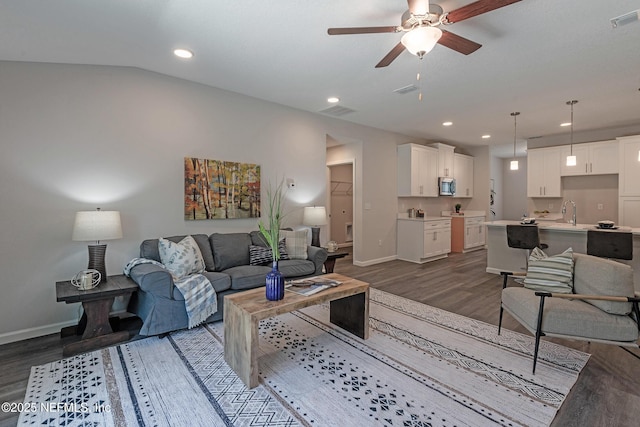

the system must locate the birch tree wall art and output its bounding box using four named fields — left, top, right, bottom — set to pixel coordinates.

left=184, top=157, right=261, bottom=220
